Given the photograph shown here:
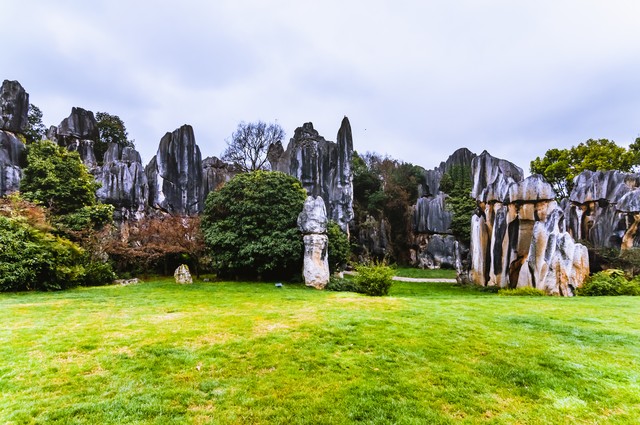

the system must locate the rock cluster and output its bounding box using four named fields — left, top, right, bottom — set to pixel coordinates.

left=410, top=148, right=475, bottom=269
left=0, top=80, right=28, bottom=196
left=467, top=151, right=589, bottom=296
left=48, top=107, right=99, bottom=168
left=298, top=196, right=330, bottom=289
left=145, top=125, right=204, bottom=215
left=270, top=117, right=354, bottom=233
left=565, top=170, right=640, bottom=250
